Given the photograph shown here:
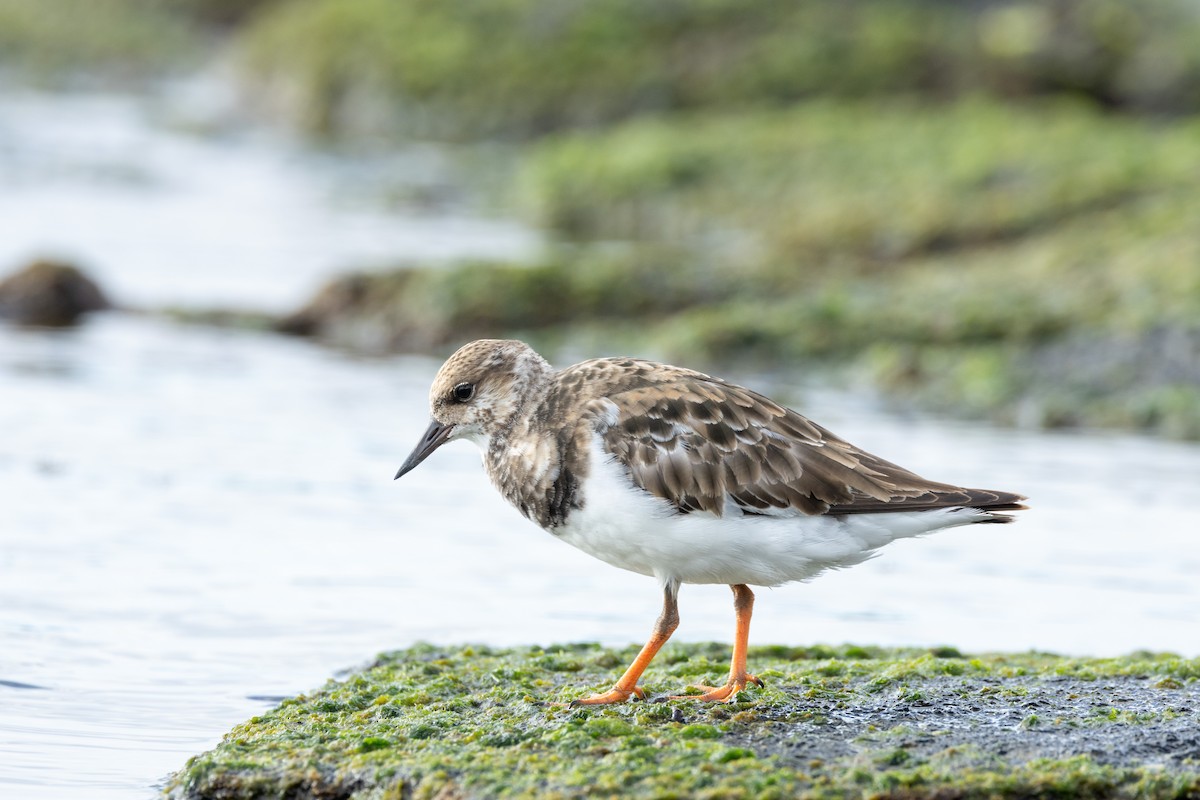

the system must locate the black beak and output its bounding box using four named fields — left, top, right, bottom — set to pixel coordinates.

left=395, top=419, right=455, bottom=479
